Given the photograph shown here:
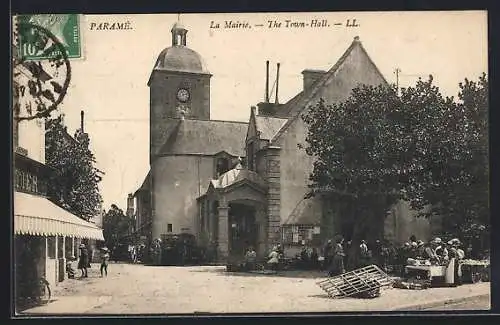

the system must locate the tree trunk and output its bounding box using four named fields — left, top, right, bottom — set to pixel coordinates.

left=346, top=195, right=389, bottom=270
